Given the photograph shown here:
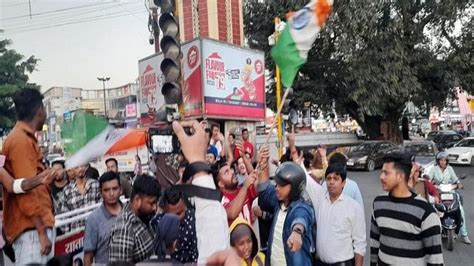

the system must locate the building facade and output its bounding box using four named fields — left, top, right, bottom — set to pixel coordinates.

left=177, top=0, right=244, bottom=46
left=43, top=87, right=82, bottom=149
left=82, top=82, right=139, bottom=127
